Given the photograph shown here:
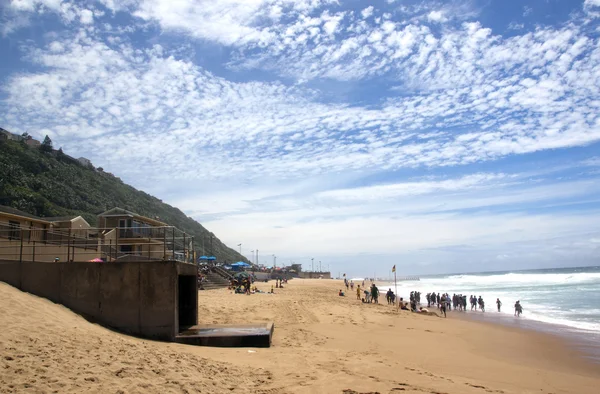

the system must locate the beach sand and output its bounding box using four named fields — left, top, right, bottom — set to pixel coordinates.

left=1, top=279, right=599, bottom=393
